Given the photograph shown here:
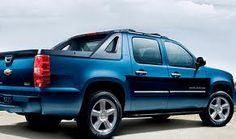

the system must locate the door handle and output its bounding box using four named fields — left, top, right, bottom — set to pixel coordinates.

left=171, top=72, right=181, bottom=78
left=135, top=70, right=147, bottom=76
